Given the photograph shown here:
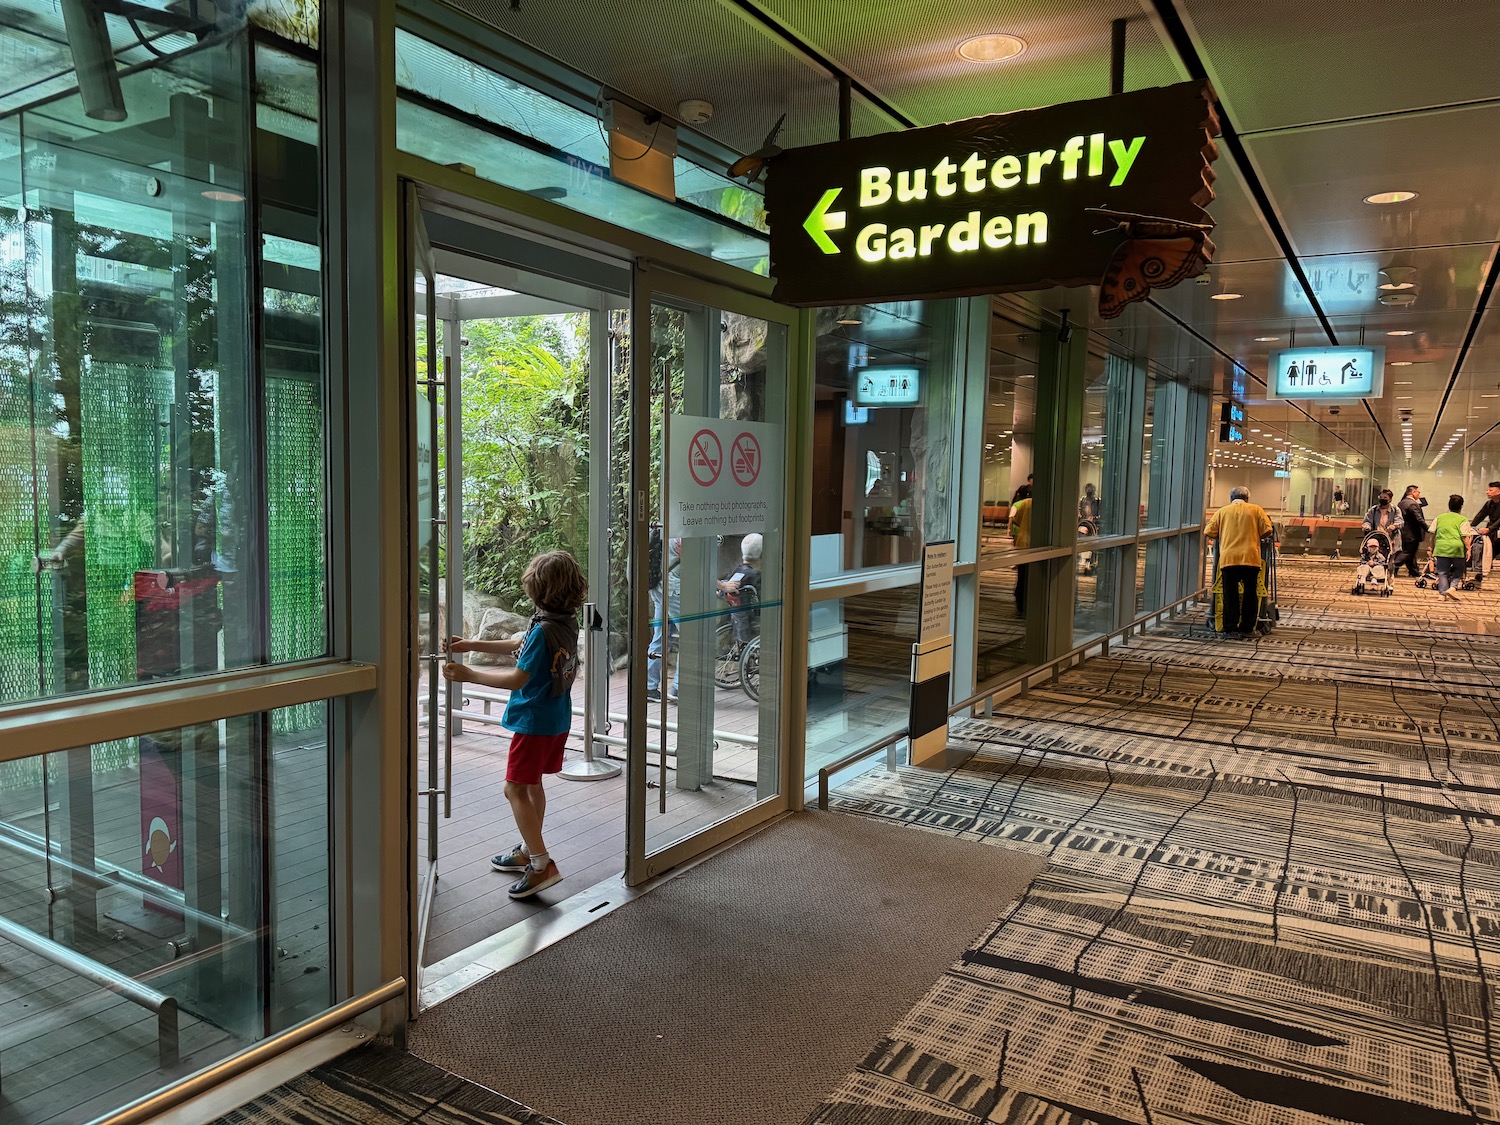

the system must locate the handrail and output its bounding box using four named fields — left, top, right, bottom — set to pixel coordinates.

left=814, top=727, right=911, bottom=811
left=815, top=587, right=1207, bottom=808
left=948, top=586, right=1205, bottom=718
left=89, top=977, right=408, bottom=1125
left=0, top=915, right=178, bottom=1069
